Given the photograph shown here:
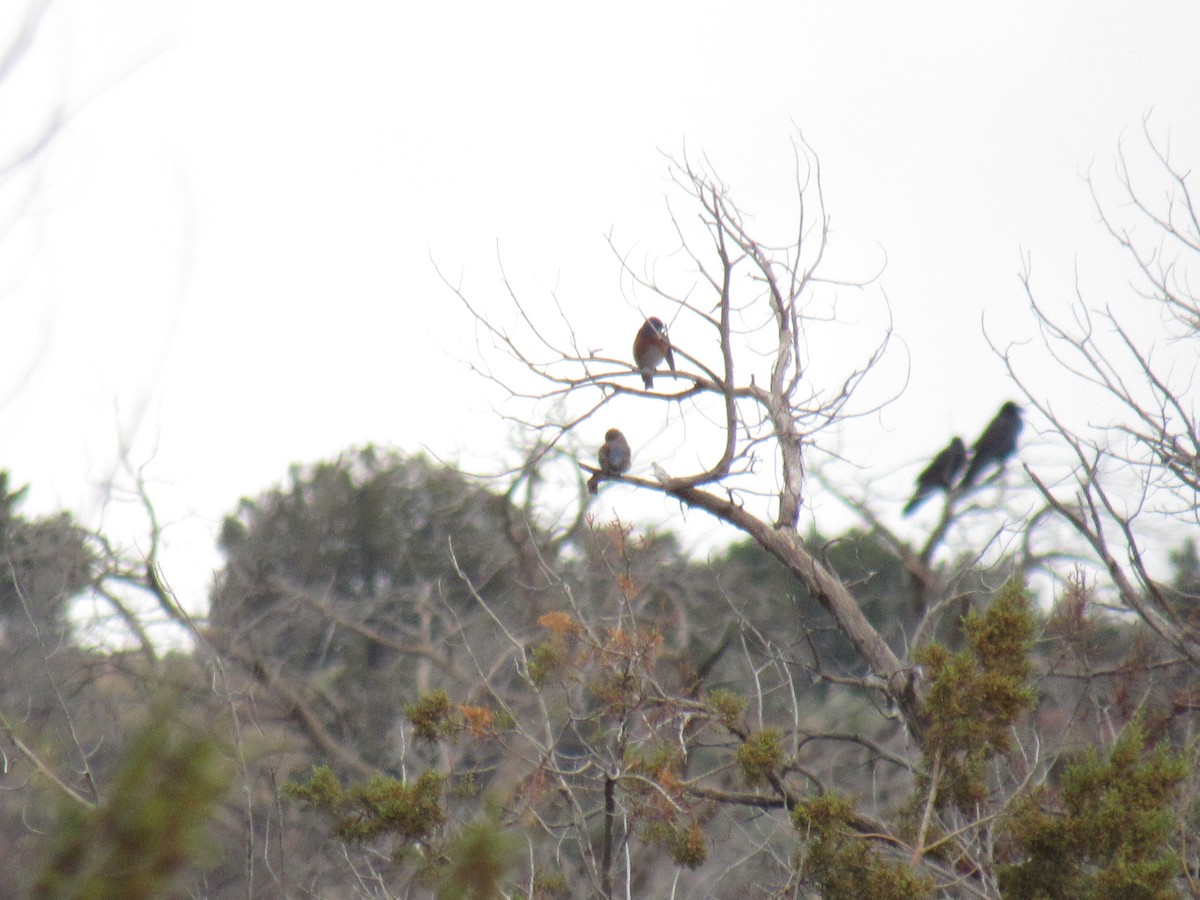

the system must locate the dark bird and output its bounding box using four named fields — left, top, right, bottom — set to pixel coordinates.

left=632, top=317, right=675, bottom=389
left=959, top=402, right=1024, bottom=488
left=903, top=437, right=967, bottom=516
left=587, top=428, right=632, bottom=494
